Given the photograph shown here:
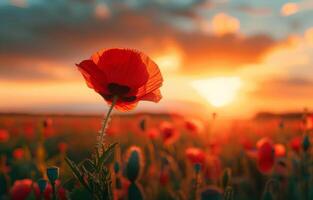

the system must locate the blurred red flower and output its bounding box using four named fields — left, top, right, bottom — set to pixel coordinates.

left=146, top=128, right=159, bottom=140
left=290, top=136, right=302, bottom=153
left=257, top=138, right=275, bottom=173
left=160, top=121, right=179, bottom=145
left=77, top=48, right=163, bottom=111
left=23, top=123, right=35, bottom=140
left=44, top=180, right=67, bottom=200
left=184, top=118, right=203, bottom=134
left=0, top=129, right=9, bottom=142
left=274, top=144, right=286, bottom=157
left=159, top=169, right=170, bottom=186
left=185, top=147, right=206, bottom=165
left=13, top=148, right=24, bottom=160
left=43, top=118, right=53, bottom=128
left=58, top=142, right=68, bottom=154
left=11, top=179, right=39, bottom=200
